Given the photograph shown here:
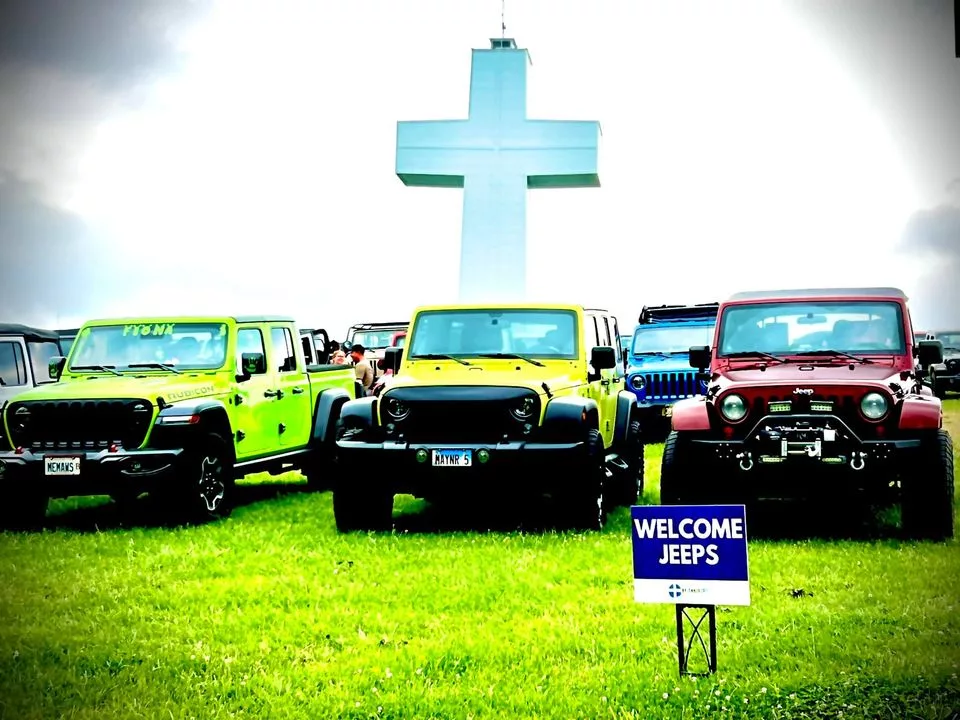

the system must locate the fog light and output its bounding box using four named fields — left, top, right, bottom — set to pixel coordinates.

left=415, top=449, right=428, bottom=463
left=477, top=449, right=490, bottom=464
